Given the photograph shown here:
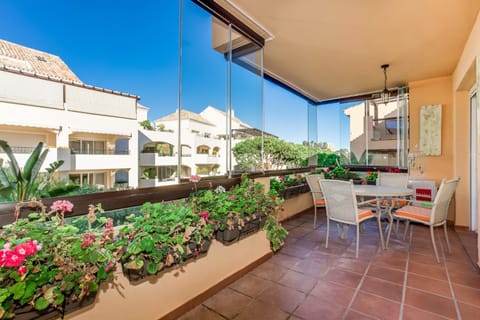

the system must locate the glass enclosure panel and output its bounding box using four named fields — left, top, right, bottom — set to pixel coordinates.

left=307, top=102, right=318, bottom=166
left=181, top=1, right=228, bottom=177
left=230, top=28, right=264, bottom=172
left=317, top=96, right=408, bottom=168
left=317, top=102, right=357, bottom=166
left=263, top=81, right=309, bottom=169
left=368, top=93, right=408, bottom=166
